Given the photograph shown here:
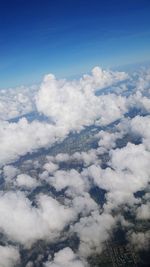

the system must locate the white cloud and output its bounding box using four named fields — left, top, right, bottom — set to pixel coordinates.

left=16, top=173, right=40, bottom=189
left=43, top=161, right=59, bottom=174
left=36, top=67, right=128, bottom=131
left=130, top=115, right=150, bottom=150
left=47, top=169, right=89, bottom=196
left=71, top=193, right=98, bottom=216
left=128, top=91, right=150, bottom=113
left=82, top=142, right=150, bottom=208
left=0, top=191, right=75, bottom=247
left=72, top=211, right=115, bottom=257
left=0, top=245, right=20, bottom=267
left=130, top=231, right=150, bottom=251
left=136, top=203, right=150, bottom=220
left=3, top=165, right=19, bottom=182
left=0, top=85, right=37, bottom=120
left=0, top=118, right=68, bottom=166
left=97, top=130, right=123, bottom=150
left=44, top=247, right=86, bottom=267
left=71, top=150, right=99, bottom=167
